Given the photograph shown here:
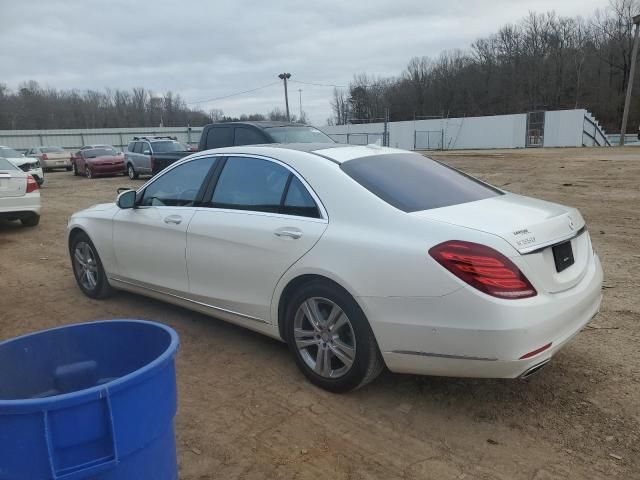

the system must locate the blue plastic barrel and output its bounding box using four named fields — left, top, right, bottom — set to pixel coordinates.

left=0, top=320, right=179, bottom=480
